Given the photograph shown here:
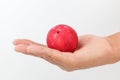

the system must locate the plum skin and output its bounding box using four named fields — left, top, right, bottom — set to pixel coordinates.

left=46, top=24, right=78, bottom=52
